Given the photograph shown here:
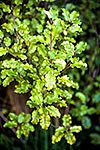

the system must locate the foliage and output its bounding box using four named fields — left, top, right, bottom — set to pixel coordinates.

left=0, top=0, right=88, bottom=145
left=0, top=0, right=100, bottom=149
left=65, top=0, right=100, bottom=146
left=52, top=114, right=82, bottom=145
